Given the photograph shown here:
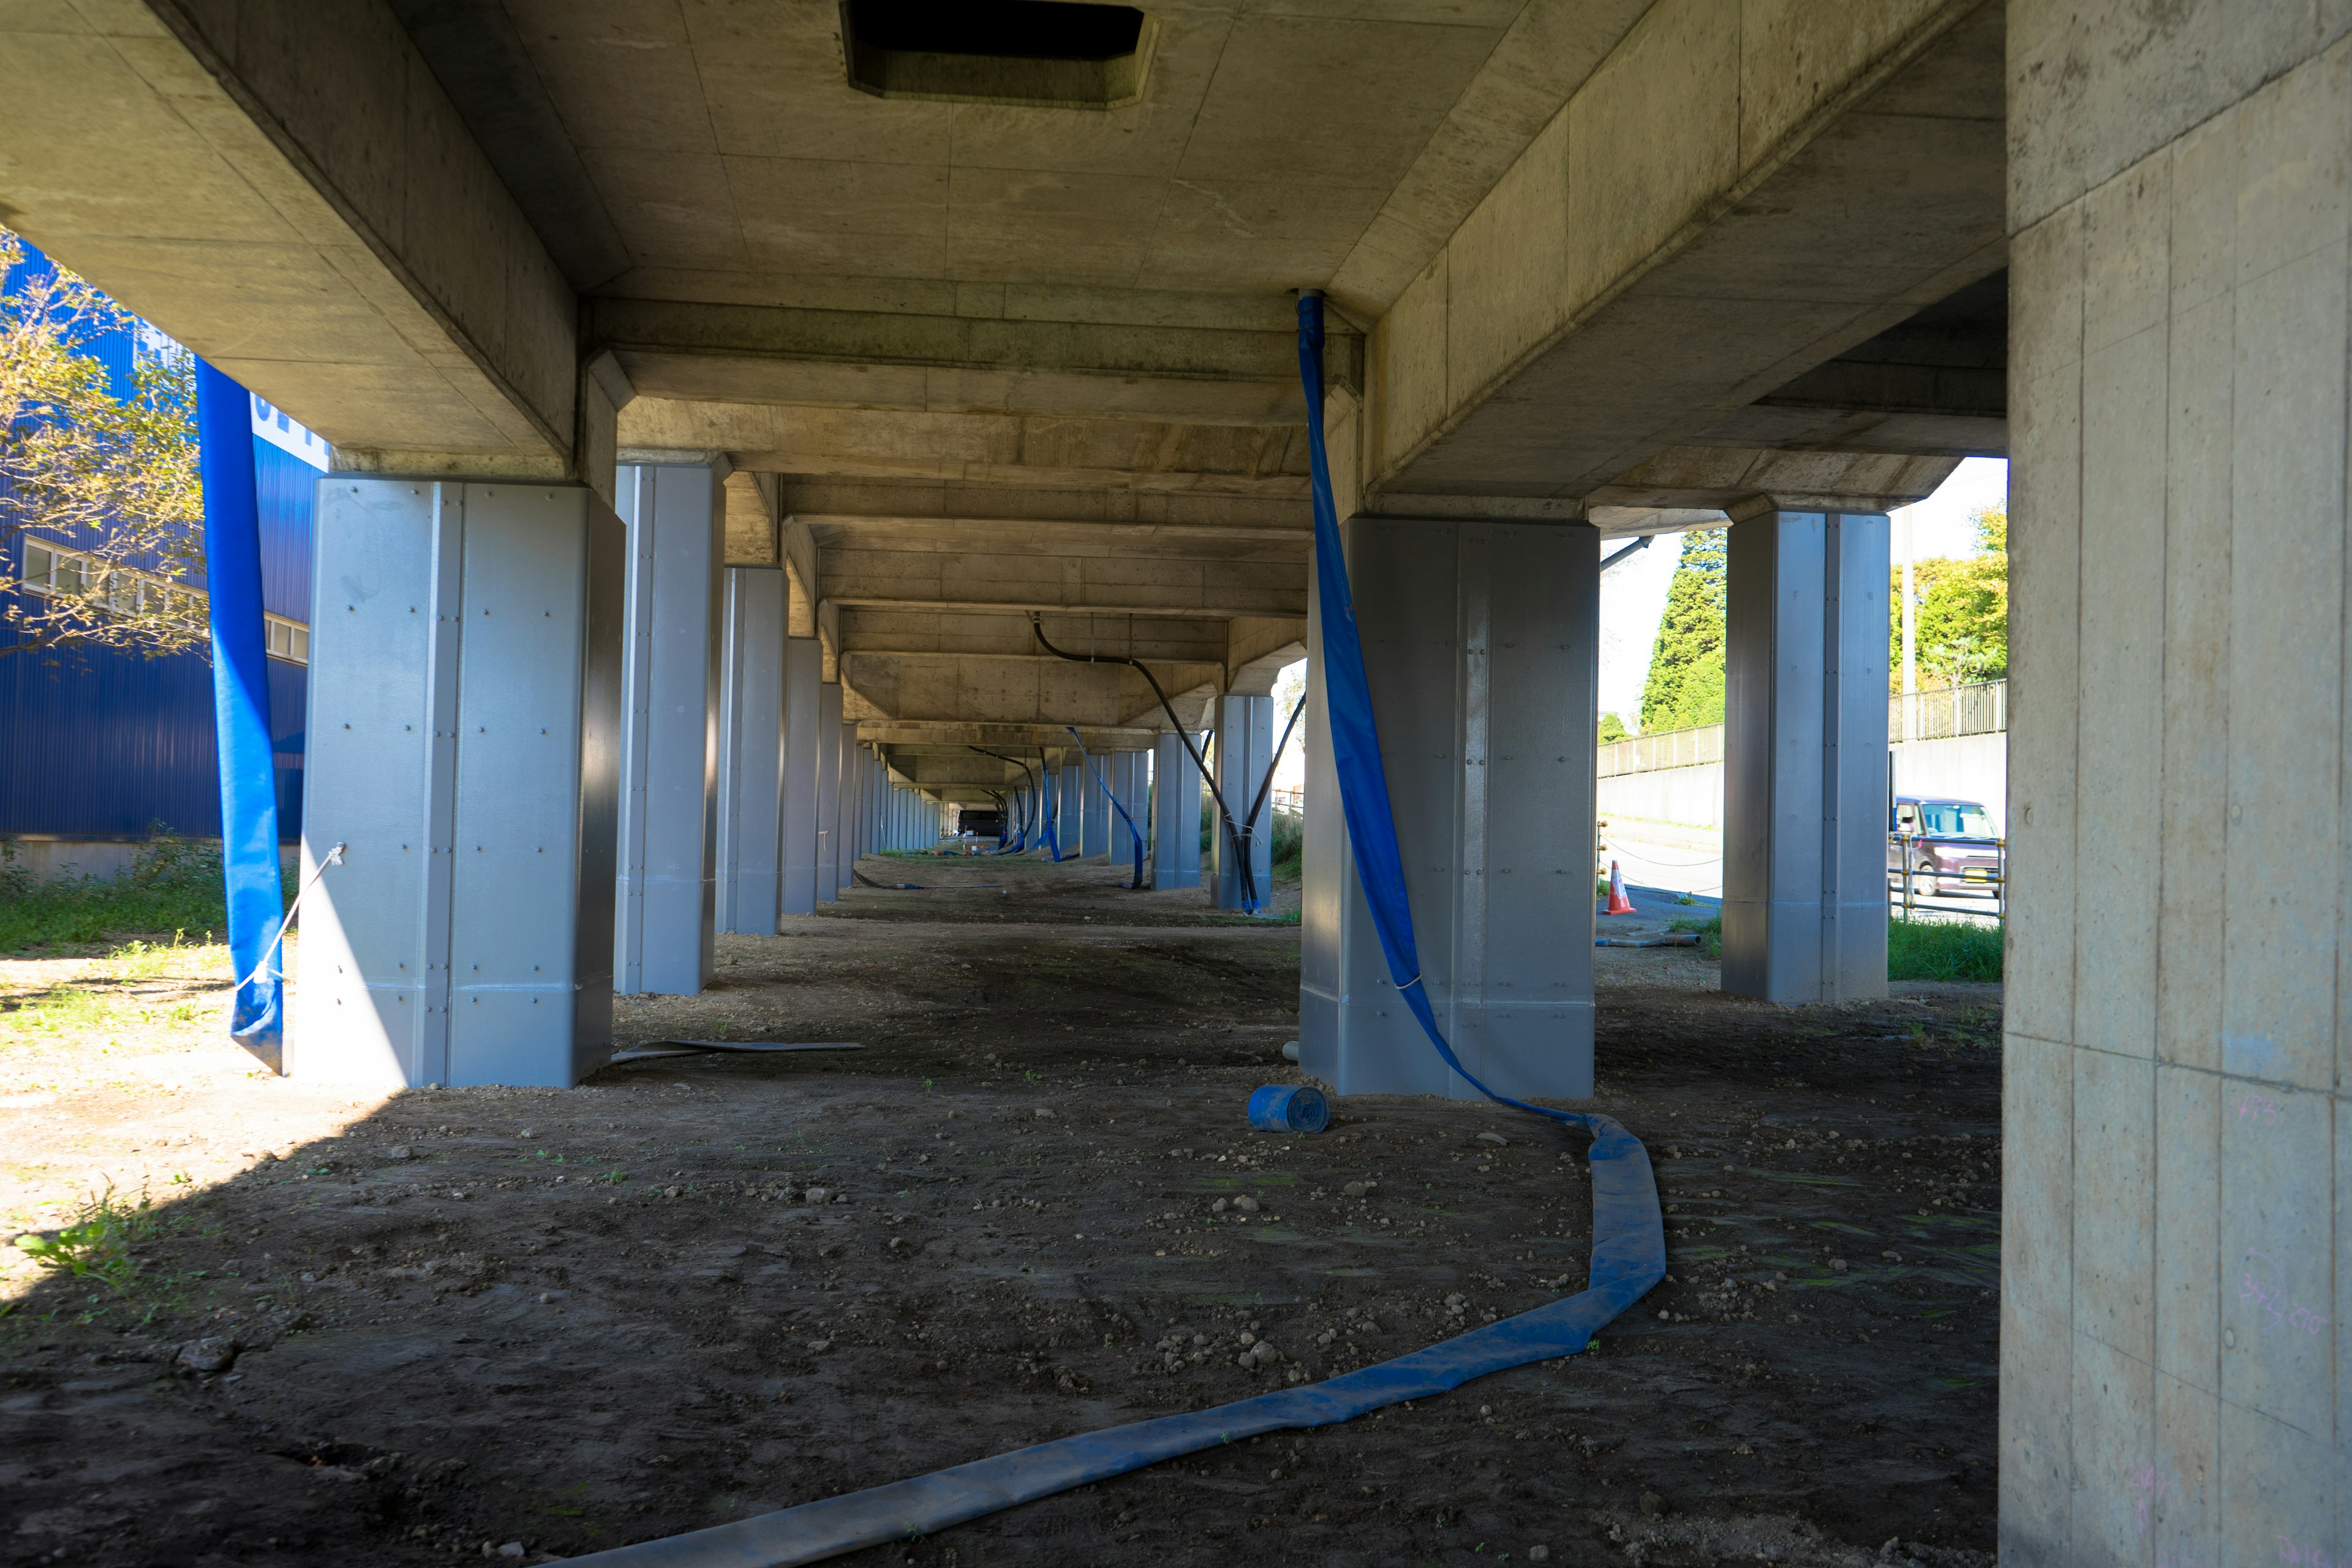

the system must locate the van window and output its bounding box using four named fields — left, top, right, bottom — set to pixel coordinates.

left=1918, top=801, right=1995, bottom=837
